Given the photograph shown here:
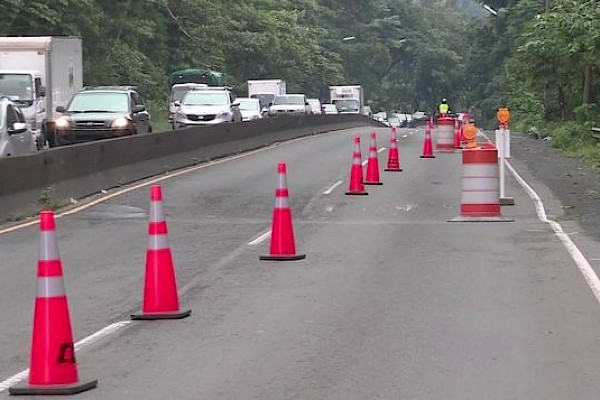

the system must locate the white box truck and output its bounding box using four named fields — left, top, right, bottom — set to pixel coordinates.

left=247, top=79, right=286, bottom=112
left=0, top=36, right=83, bottom=148
left=329, top=85, right=364, bottom=114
